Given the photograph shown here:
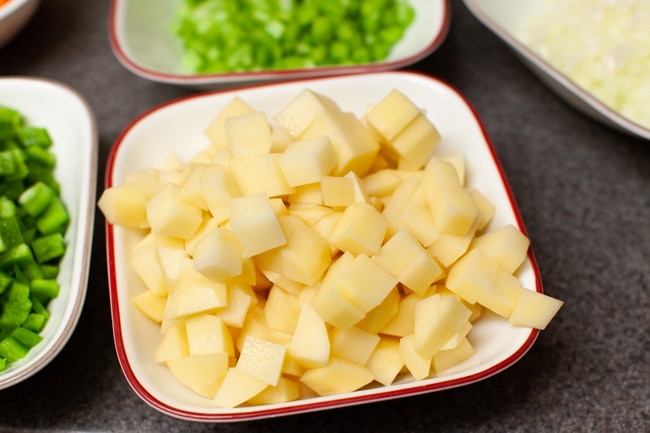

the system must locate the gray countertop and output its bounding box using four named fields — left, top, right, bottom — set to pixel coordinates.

left=1, top=1, right=648, bottom=432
